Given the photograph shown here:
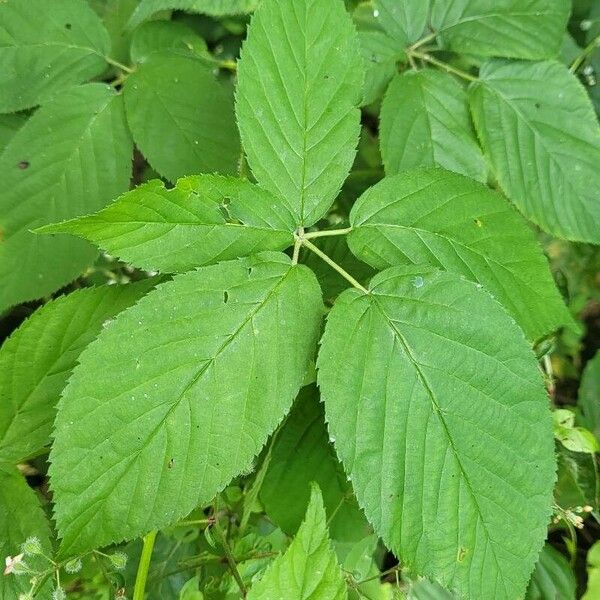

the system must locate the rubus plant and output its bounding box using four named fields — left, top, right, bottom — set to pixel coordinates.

left=1, top=0, right=600, bottom=599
